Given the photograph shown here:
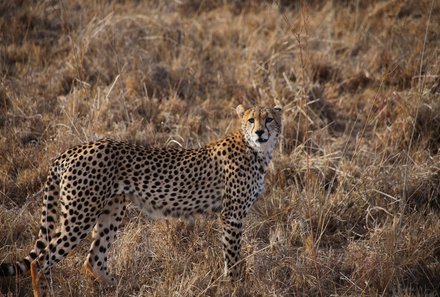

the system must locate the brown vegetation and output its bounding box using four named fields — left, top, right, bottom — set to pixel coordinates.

left=1, top=0, right=439, bottom=296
